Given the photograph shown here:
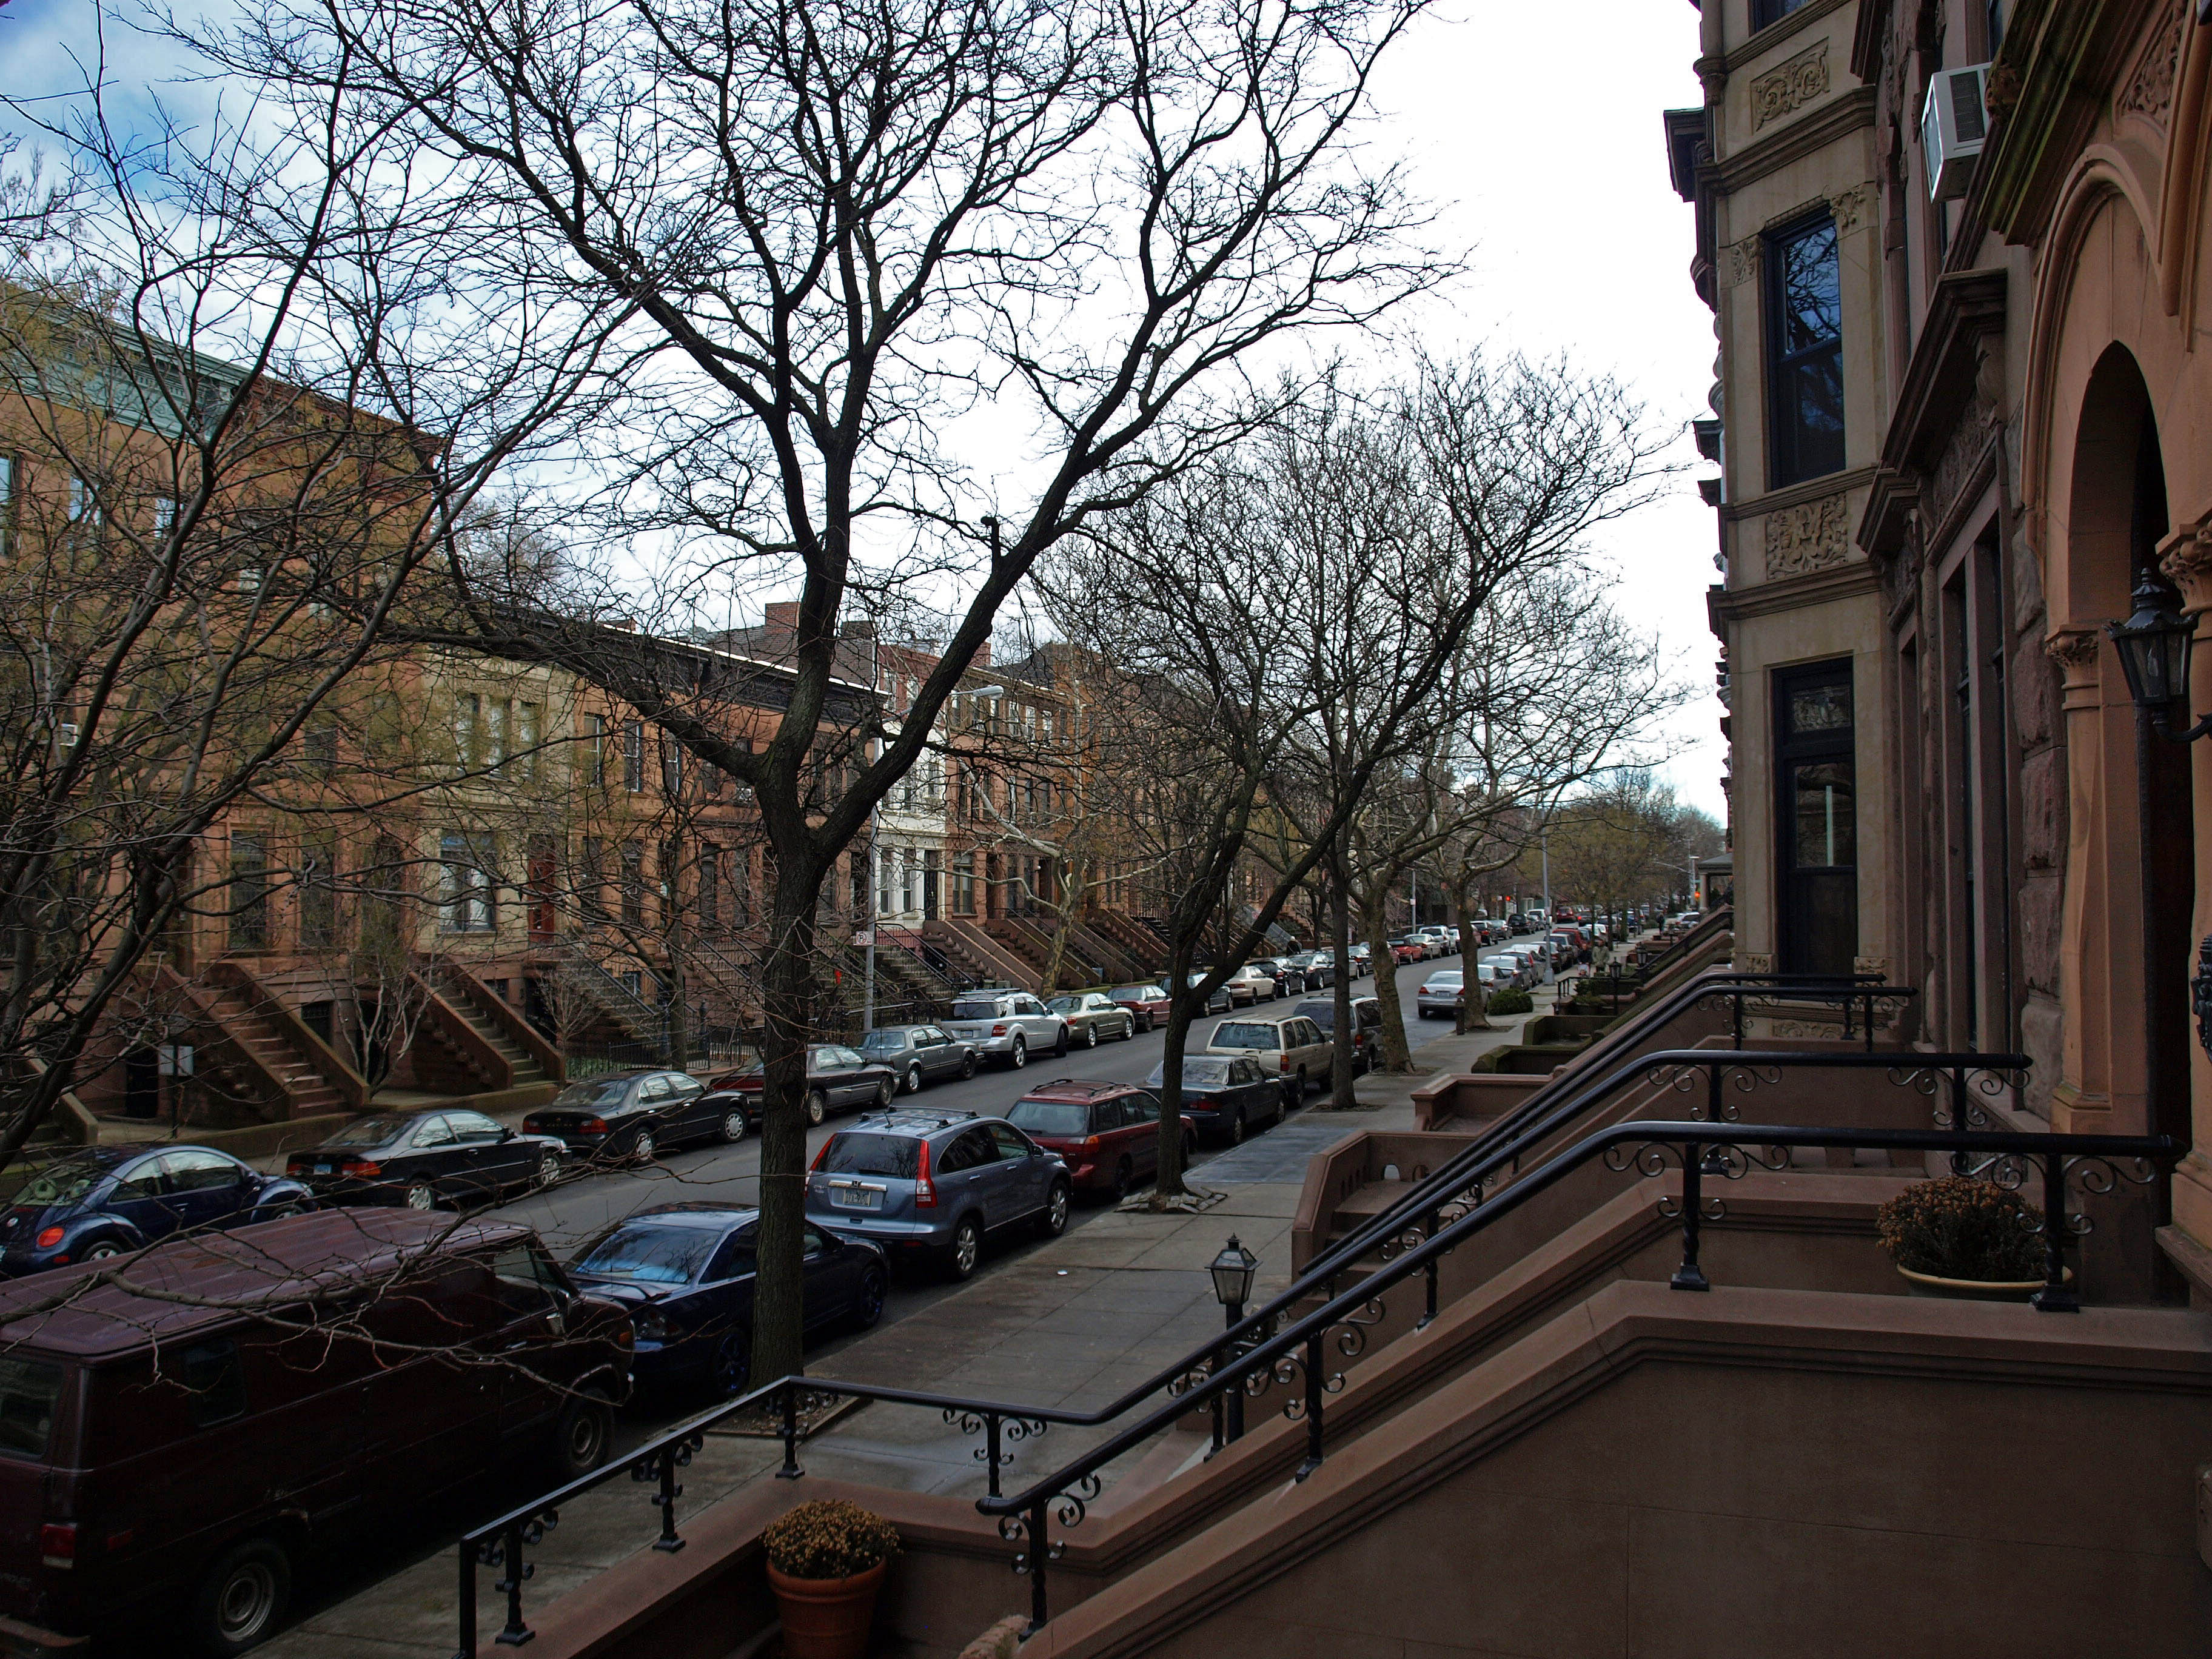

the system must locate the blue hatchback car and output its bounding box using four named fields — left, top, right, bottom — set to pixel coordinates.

left=0, top=1145, right=314, bottom=1275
